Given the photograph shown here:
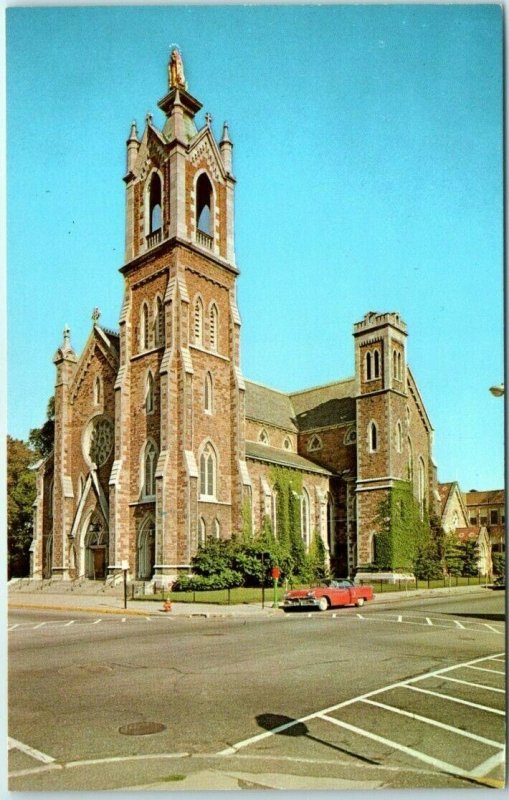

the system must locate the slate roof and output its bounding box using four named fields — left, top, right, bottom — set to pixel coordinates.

left=244, top=381, right=298, bottom=432
left=455, top=526, right=485, bottom=542
left=245, top=441, right=332, bottom=475
left=290, top=379, right=356, bottom=431
left=464, top=490, right=505, bottom=507
left=244, top=377, right=356, bottom=434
